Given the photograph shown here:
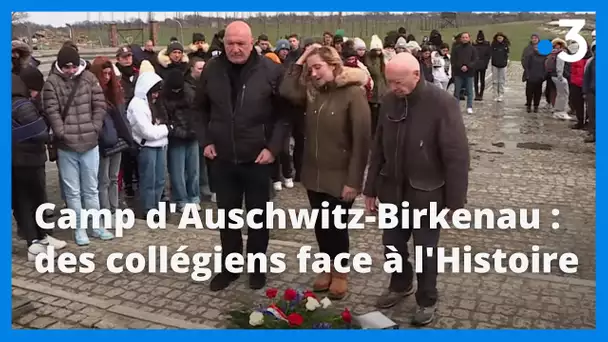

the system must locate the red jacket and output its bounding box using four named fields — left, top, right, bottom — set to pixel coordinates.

left=569, top=58, right=587, bottom=87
